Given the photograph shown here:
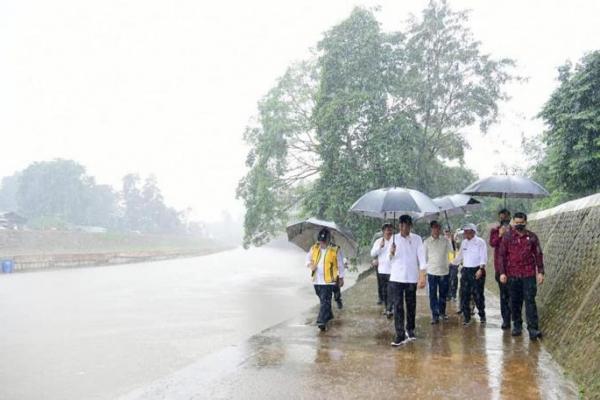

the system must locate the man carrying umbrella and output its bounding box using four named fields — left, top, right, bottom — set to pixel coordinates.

left=499, top=212, right=544, bottom=340
left=389, top=215, right=427, bottom=346
left=370, top=223, right=394, bottom=318
left=489, top=208, right=512, bottom=330
left=306, top=228, right=345, bottom=332
left=450, top=223, right=488, bottom=325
